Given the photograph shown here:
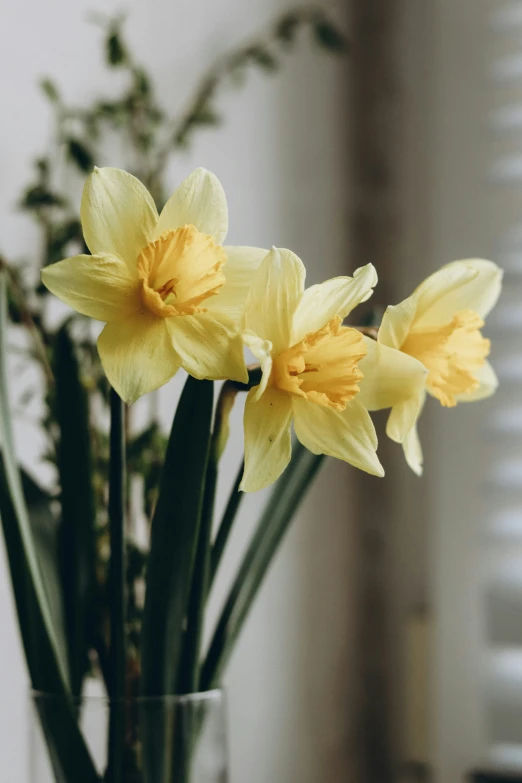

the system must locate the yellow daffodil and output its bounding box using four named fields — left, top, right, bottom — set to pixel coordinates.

left=373, top=259, right=503, bottom=475
left=42, top=167, right=267, bottom=403
left=239, top=248, right=428, bottom=492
